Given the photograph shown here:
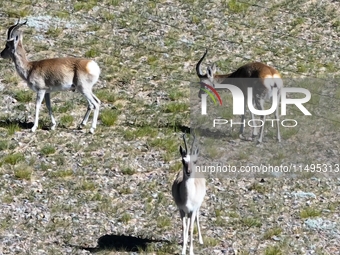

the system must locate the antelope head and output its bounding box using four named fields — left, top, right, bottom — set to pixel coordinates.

left=196, top=49, right=218, bottom=98
left=1, top=19, right=27, bottom=60
left=179, top=133, right=199, bottom=178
